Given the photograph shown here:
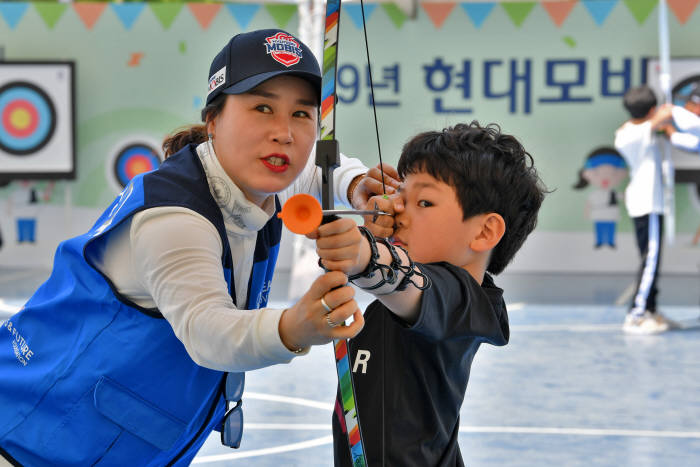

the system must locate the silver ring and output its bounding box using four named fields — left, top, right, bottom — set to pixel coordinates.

left=320, top=296, right=333, bottom=313
left=325, top=314, right=339, bottom=328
